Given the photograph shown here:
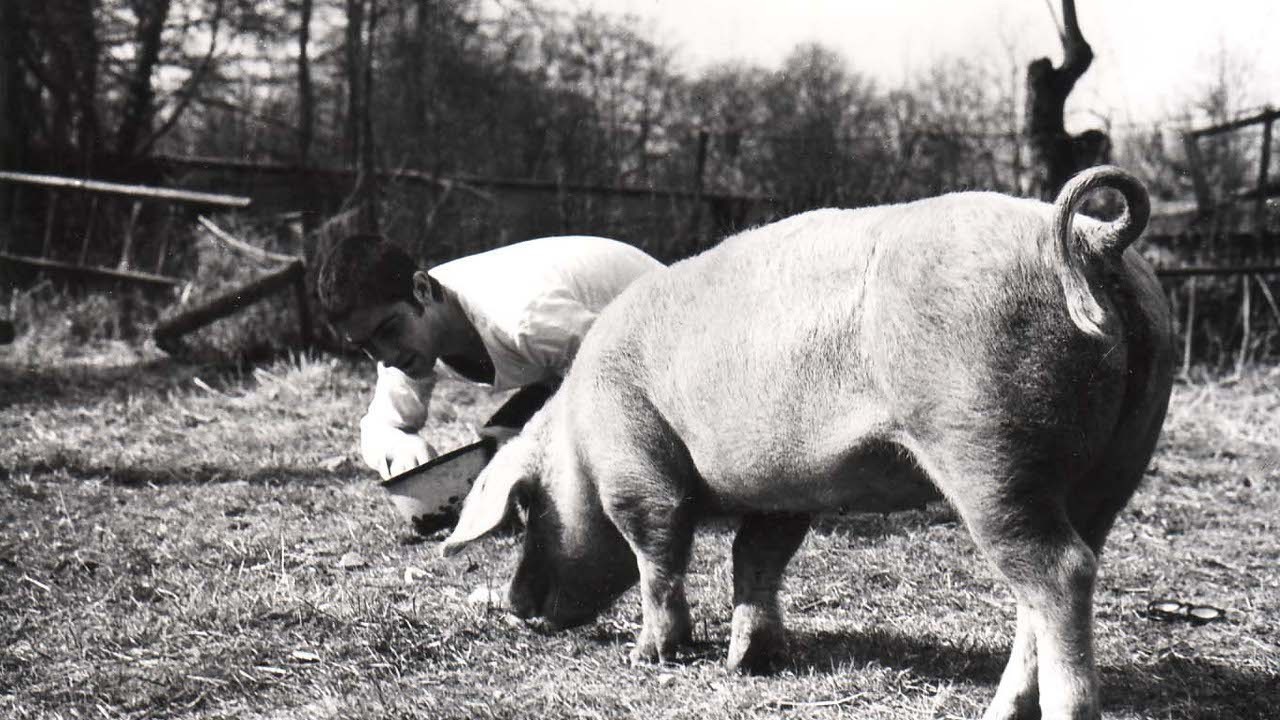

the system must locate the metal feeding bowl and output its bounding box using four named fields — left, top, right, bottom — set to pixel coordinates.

left=381, top=437, right=496, bottom=536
